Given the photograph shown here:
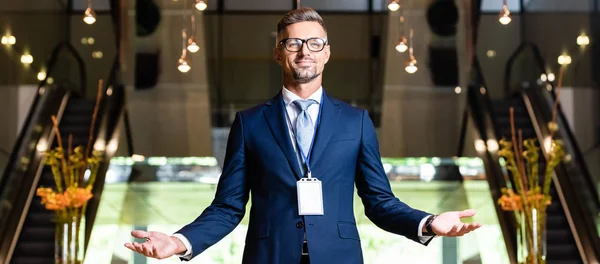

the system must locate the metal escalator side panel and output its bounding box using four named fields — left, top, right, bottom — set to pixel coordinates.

left=0, top=89, right=71, bottom=264
left=521, top=89, right=600, bottom=263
